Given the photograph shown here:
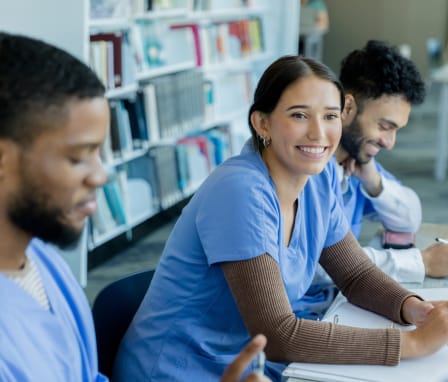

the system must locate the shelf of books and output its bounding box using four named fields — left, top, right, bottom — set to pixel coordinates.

left=56, top=0, right=298, bottom=286
left=1, top=0, right=298, bottom=282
